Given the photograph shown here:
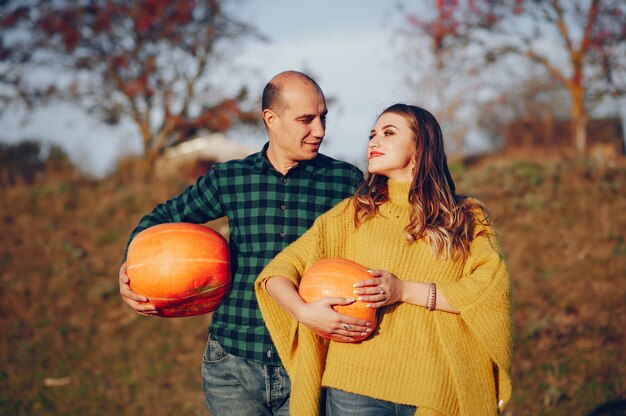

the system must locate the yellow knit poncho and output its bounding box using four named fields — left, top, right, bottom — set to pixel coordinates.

left=255, top=180, right=512, bottom=416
